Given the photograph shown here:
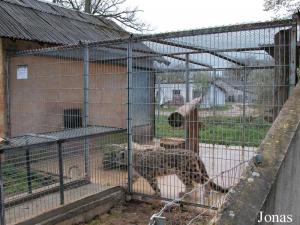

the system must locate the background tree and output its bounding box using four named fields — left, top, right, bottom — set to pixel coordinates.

left=263, top=0, right=300, bottom=18
left=52, top=0, right=149, bottom=32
